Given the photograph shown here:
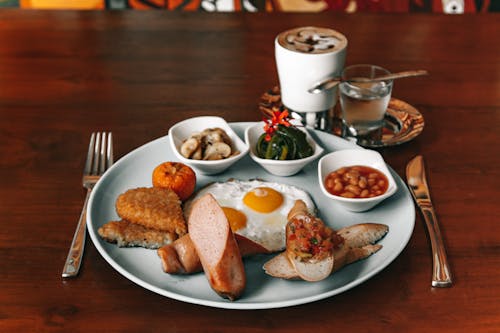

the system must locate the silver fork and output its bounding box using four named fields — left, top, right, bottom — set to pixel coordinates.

left=62, top=132, right=114, bottom=278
